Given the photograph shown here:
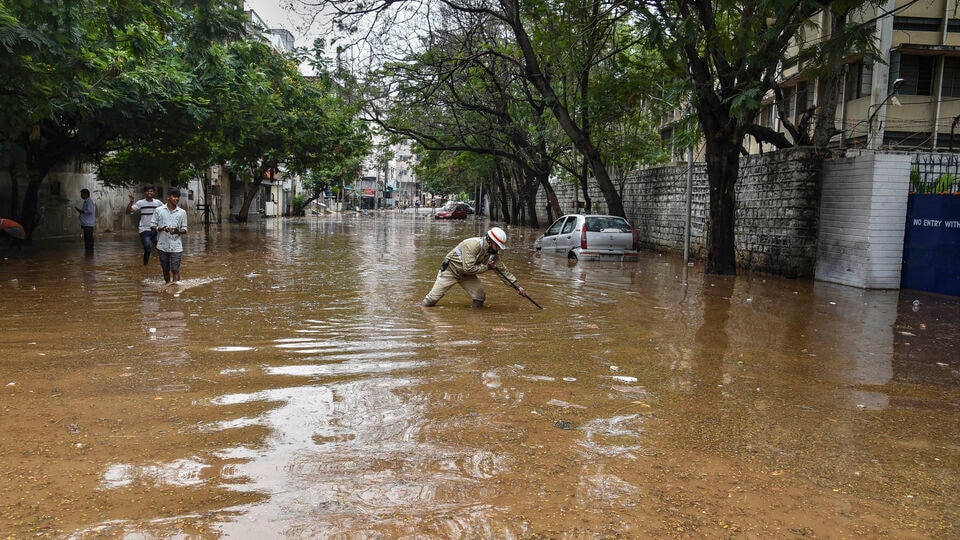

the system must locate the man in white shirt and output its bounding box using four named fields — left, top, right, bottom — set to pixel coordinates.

left=74, top=188, right=95, bottom=252
left=126, top=186, right=163, bottom=265
left=150, top=187, right=188, bottom=283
